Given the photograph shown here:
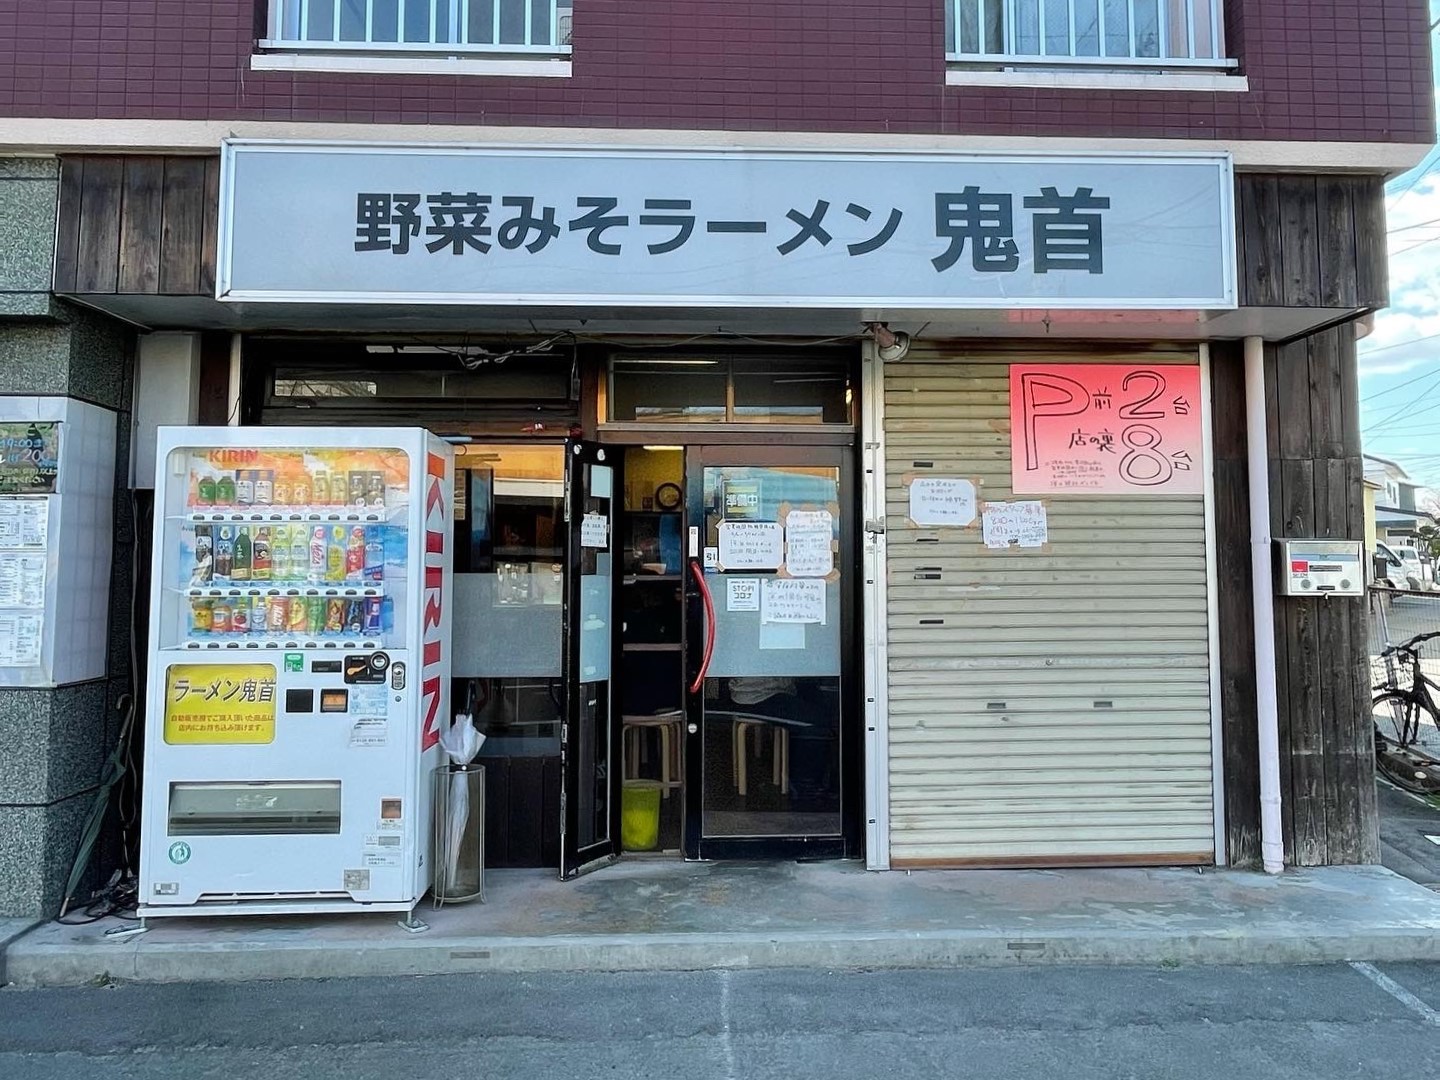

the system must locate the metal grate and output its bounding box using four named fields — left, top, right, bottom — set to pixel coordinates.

left=266, top=0, right=572, bottom=53
left=946, top=0, right=1231, bottom=67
